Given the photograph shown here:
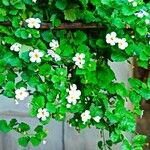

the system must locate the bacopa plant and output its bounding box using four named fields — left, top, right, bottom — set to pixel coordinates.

left=0, top=0, right=150, bottom=149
